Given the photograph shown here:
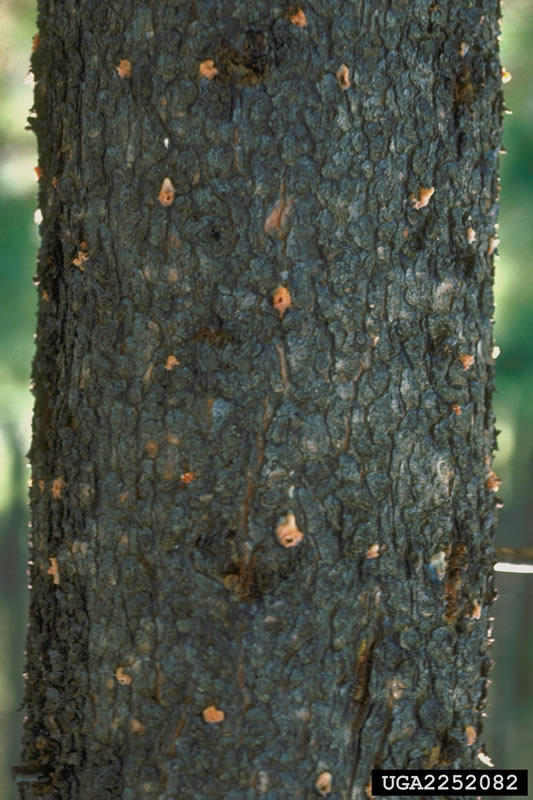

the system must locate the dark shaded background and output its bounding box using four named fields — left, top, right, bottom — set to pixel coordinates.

left=0, top=1, right=531, bottom=797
